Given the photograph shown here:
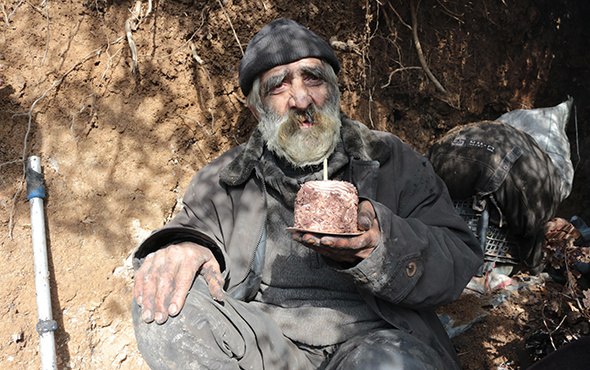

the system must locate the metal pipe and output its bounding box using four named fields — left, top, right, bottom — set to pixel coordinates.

left=26, top=156, right=57, bottom=370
